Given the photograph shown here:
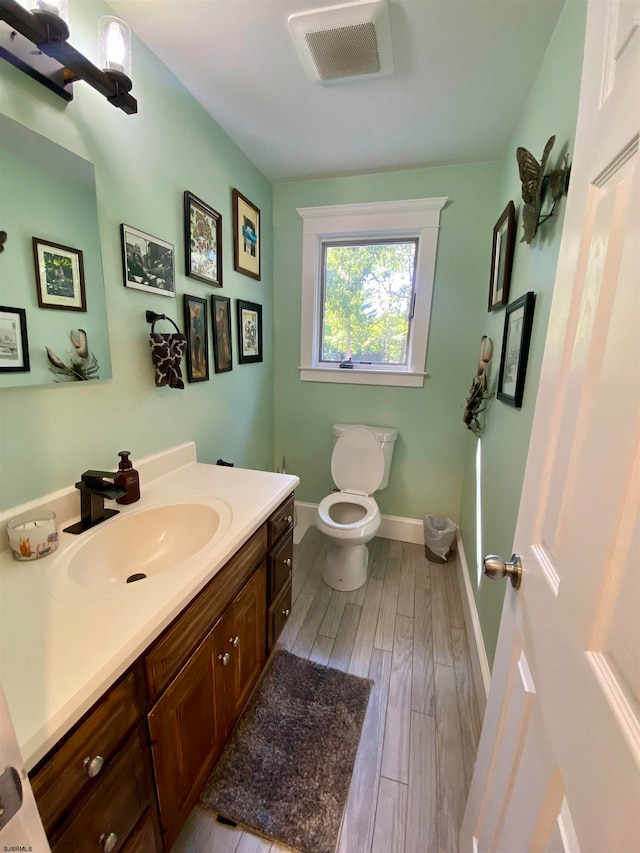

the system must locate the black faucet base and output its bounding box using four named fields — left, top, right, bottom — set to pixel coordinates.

left=64, top=508, right=120, bottom=535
